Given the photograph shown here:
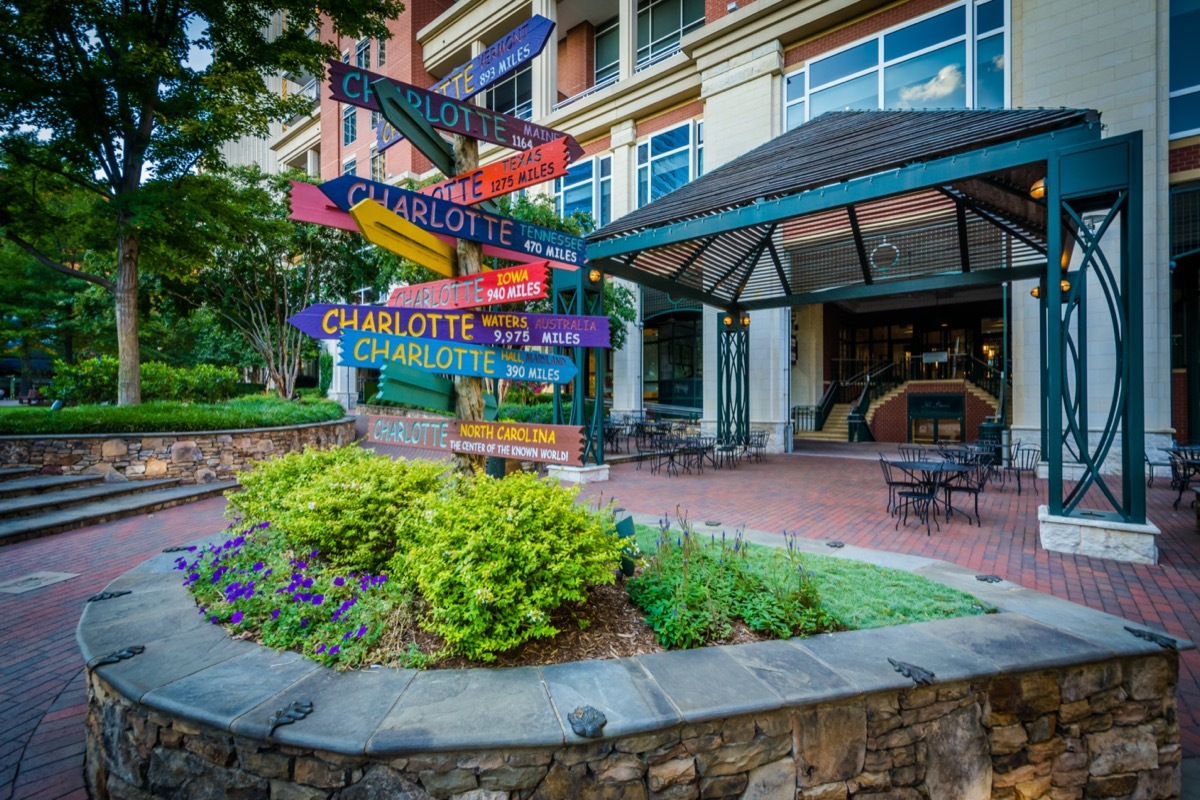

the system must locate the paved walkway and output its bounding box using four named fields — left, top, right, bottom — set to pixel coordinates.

left=0, top=442, right=1197, bottom=798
